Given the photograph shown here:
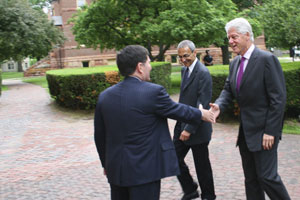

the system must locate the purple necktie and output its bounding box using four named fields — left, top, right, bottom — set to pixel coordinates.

left=236, top=57, right=245, bottom=93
